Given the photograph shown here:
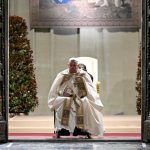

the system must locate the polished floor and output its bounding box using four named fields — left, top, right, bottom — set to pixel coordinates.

left=0, top=142, right=149, bottom=150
